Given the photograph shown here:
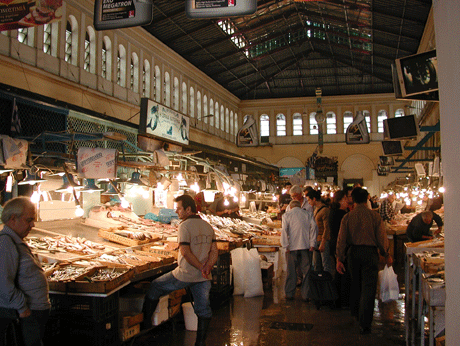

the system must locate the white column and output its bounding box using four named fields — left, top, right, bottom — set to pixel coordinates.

left=433, top=1, right=460, bottom=344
